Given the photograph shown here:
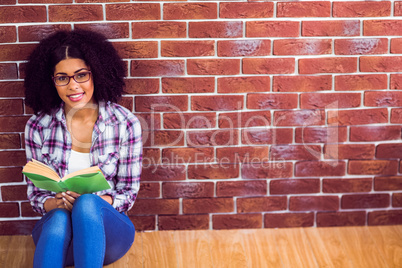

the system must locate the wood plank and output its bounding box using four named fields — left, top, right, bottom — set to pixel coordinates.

left=3, top=235, right=35, bottom=268
left=368, top=225, right=402, bottom=268
left=142, top=231, right=178, bottom=268
left=106, top=232, right=143, bottom=268
left=304, top=227, right=353, bottom=268
left=274, top=228, right=319, bottom=268
left=0, top=236, right=12, bottom=267
left=239, top=229, right=283, bottom=267
left=208, top=229, right=249, bottom=268
left=335, top=226, right=388, bottom=268
left=174, top=230, right=213, bottom=268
